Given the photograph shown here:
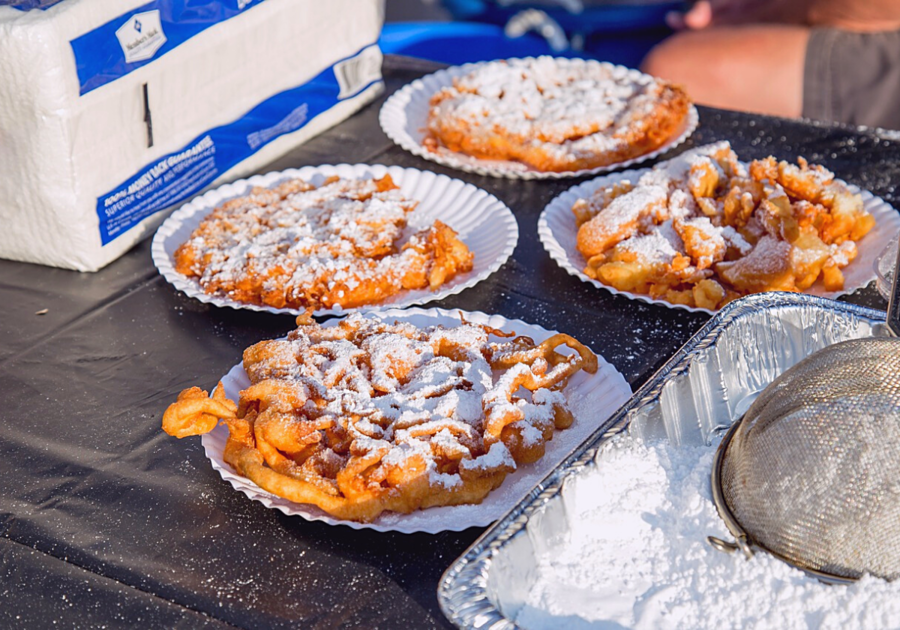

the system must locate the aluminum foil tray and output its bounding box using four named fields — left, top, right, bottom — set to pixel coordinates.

left=438, top=292, right=890, bottom=629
